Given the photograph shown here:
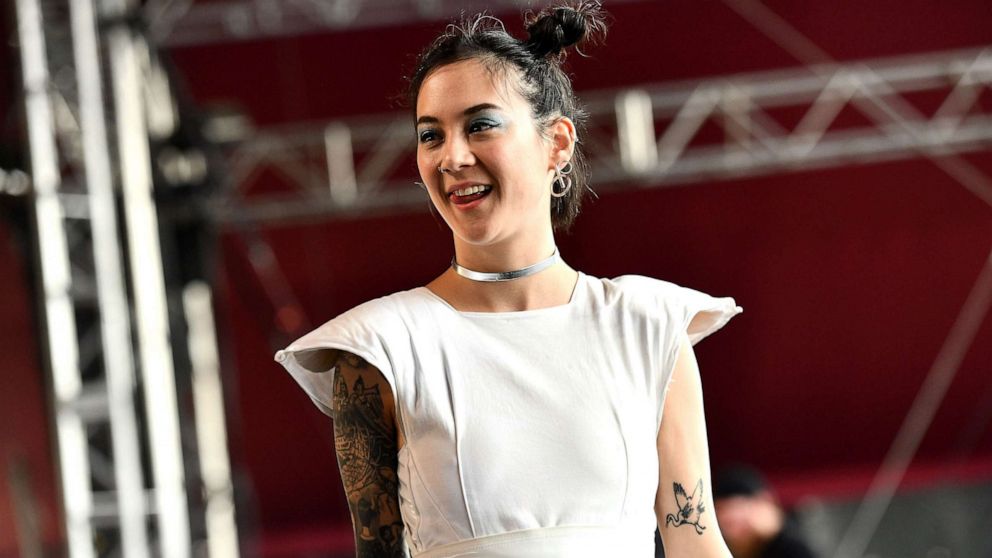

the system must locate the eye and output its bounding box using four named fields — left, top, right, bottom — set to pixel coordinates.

left=468, top=119, right=498, bottom=134
left=418, top=128, right=440, bottom=145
